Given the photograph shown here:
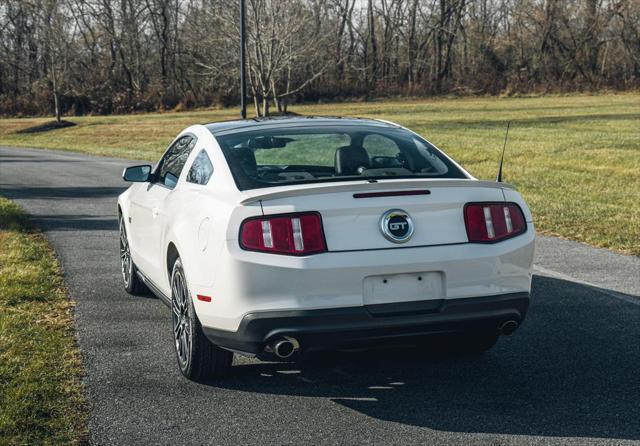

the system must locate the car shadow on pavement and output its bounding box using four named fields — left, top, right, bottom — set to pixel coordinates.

left=0, top=184, right=126, bottom=200
left=29, top=214, right=119, bottom=231
left=208, top=275, right=640, bottom=440
left=0, top=184, right=127, bottom=231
